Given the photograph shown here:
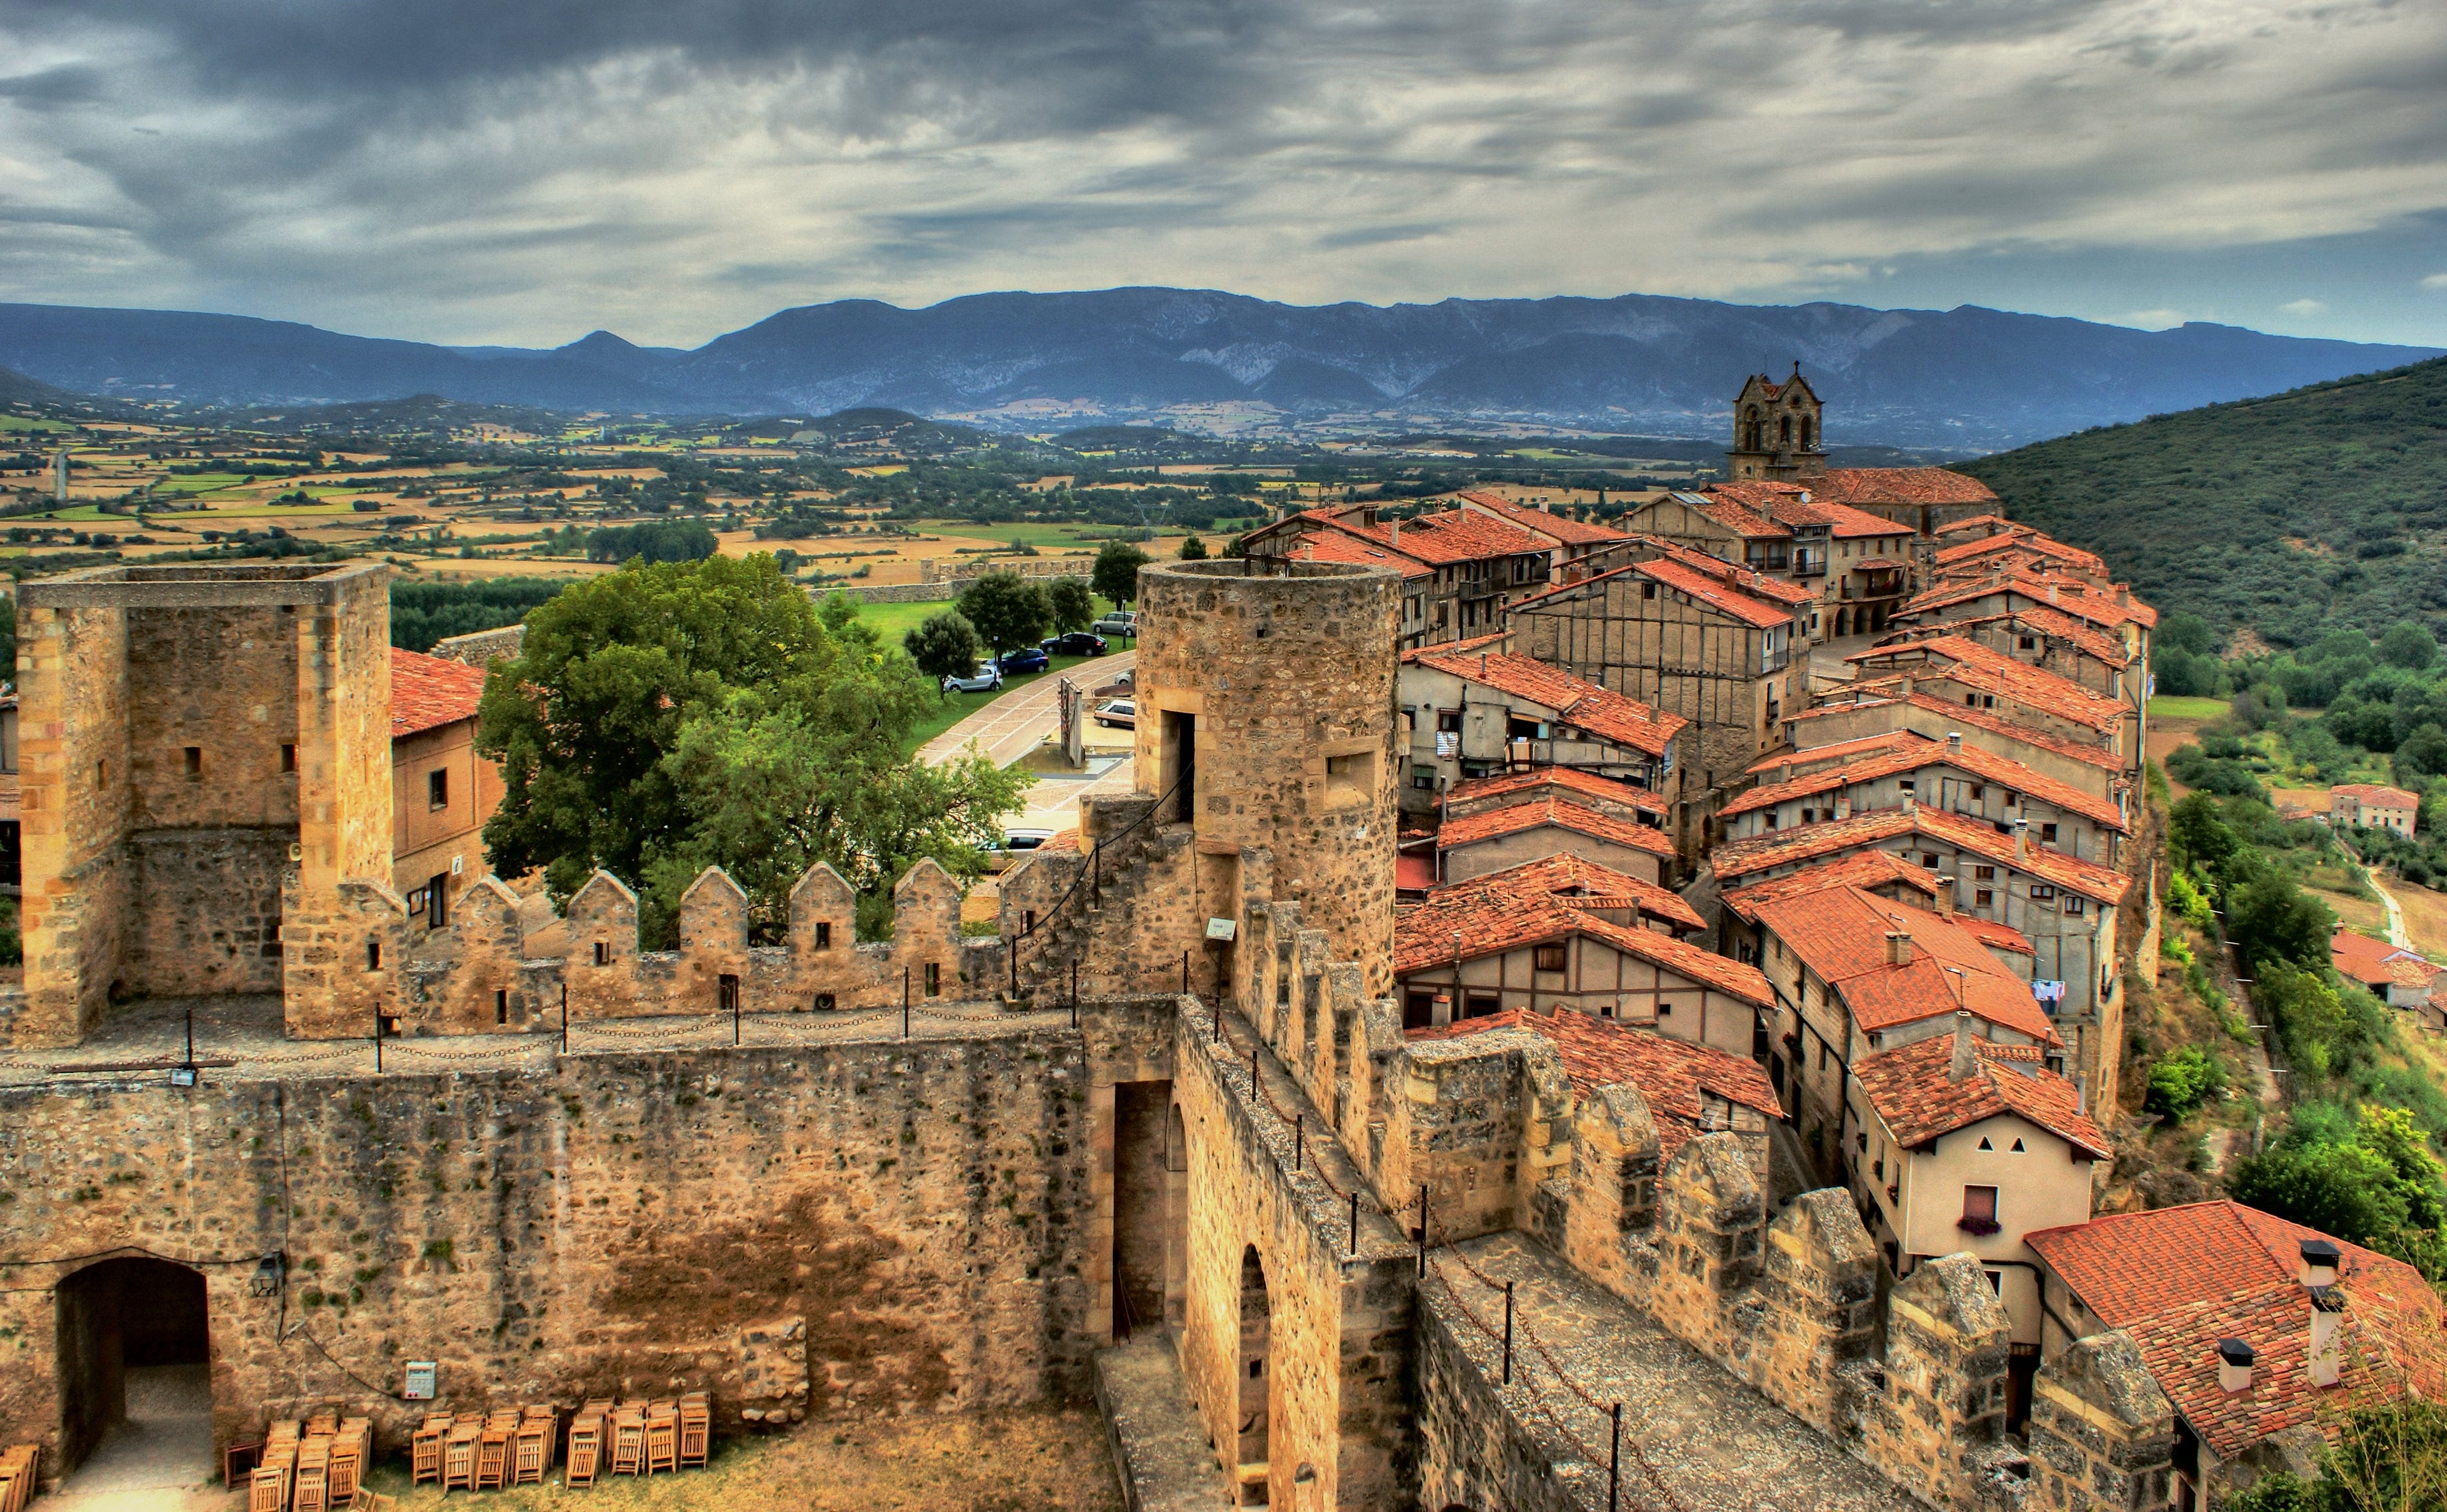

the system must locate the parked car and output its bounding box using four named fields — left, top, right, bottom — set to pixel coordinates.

left=999, top=646, right=1051, bottom=674
left=942, top=662, right=1004, bottom=694
left=1092, top=610, right=1138, bottom=638
left=982, top=827, right=1057, bottom=872
left=1041, top=631, right=1109, bottom=657
left=1093, top=699, right=1136, bottom=729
